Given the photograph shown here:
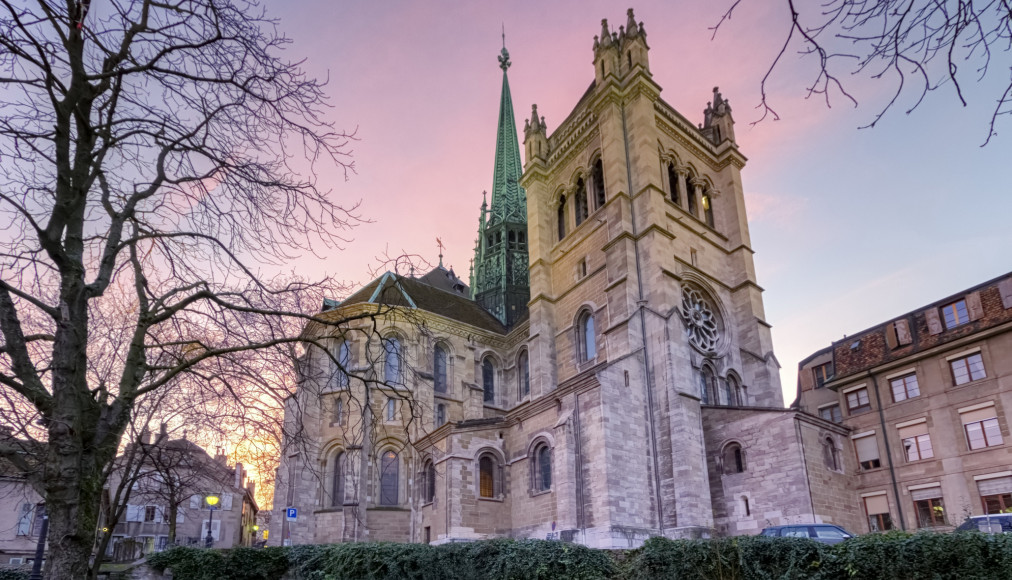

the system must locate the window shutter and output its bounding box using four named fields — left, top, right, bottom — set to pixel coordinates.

left=895, top=319, right=912, bottom=345
left=910, top=486, right=942, bottom=501
left=961, top=407, right=997, bottom=424
left=854, top=435, right=880, bottom=462
left=977, top=476, right=1012, bottom=496
left=898, top=423, right=928, bottom=439
left=885, top=323, right=898, bottom=349
left=190, top=495, right=201, bottom=509
left=966, top=291, right=984, bottom=321
left=222, top=494, right=233, bottom=511
left=999, top=277, right=1012, bottom=309
left=924, top=308, right=943, bottom=335
left=126, top=504, right=142, bottom=522
left=864, top=495, right=889, bottom=515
